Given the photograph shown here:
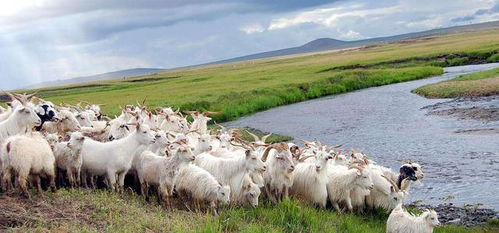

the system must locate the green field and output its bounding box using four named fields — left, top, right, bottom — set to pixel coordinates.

left=15, top=29, right=499, bottom=122
left=3, top=189, right=497, bottom=233
left=3, top=29, right=499, bottom=232
left=413, top=67, right=499, bottom=98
